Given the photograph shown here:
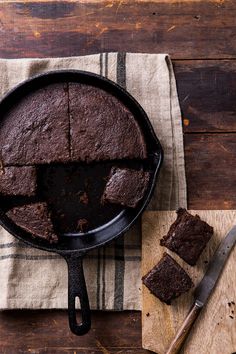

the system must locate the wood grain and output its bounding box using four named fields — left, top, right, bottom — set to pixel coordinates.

left=185, top=133, right=236, bottom=209
left=0, top=1, right=236, bottom=352
left=0, top=1, right=235, bottom=59
left=174, top=60, right=236, bottom=133
left=142, top=210, right=236, bottom=354
left=0, top=310, right=146, bottom=353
